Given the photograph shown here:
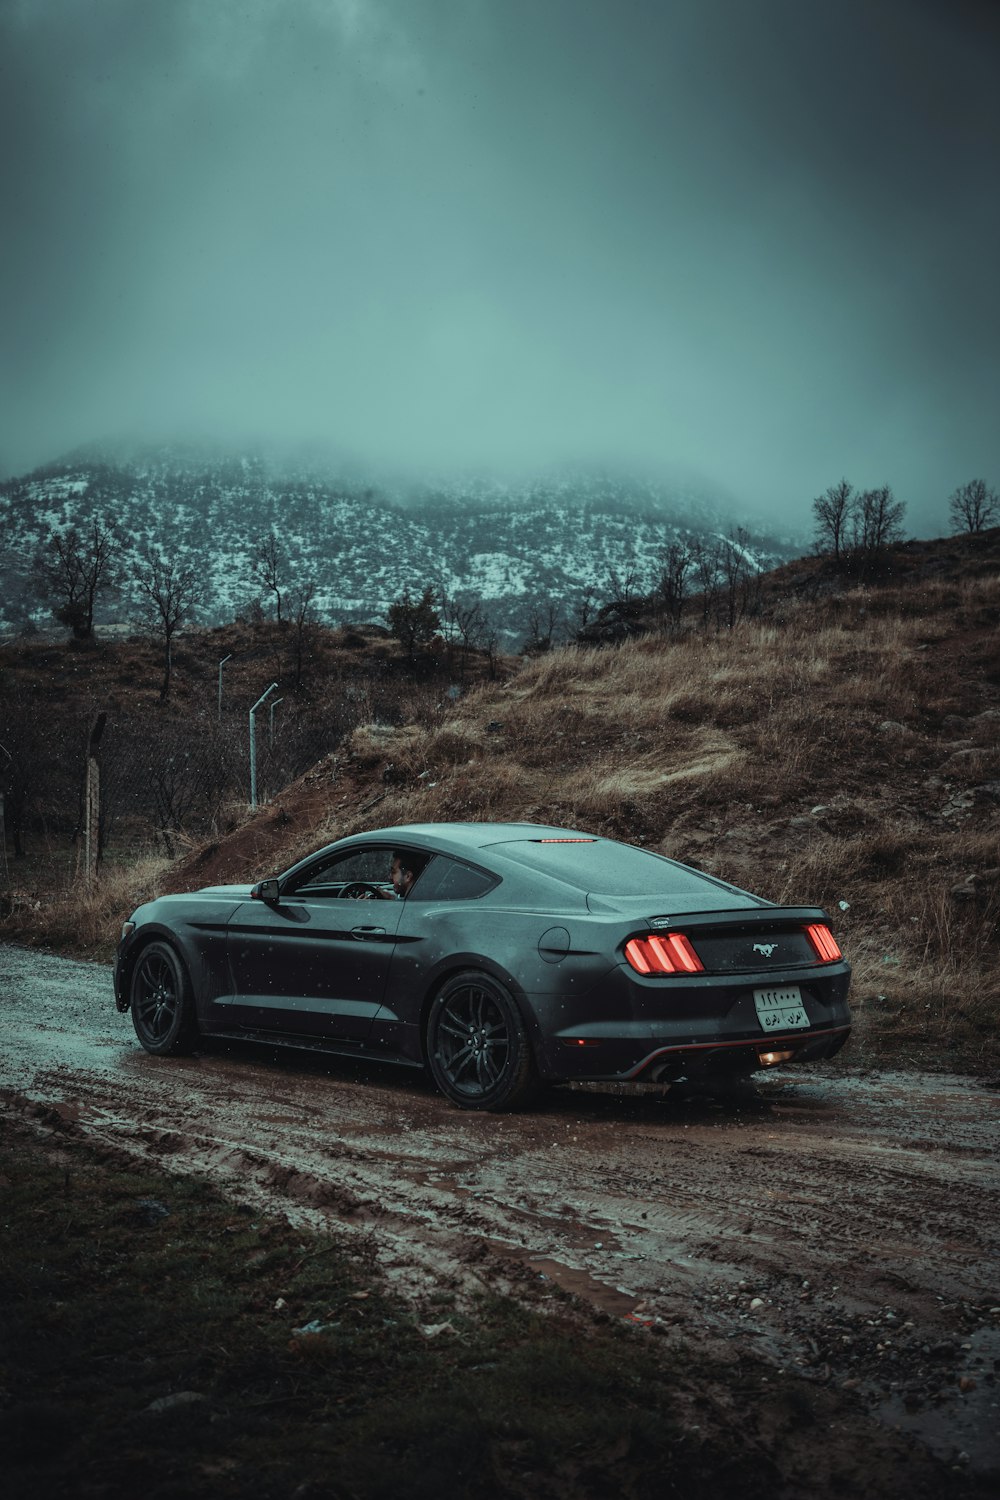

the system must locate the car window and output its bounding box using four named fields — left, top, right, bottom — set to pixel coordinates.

left=293, top=847, right=393, bottom=895
left=406, top=855, right=498, bottom=902
left=485, top=838, right=723, bottom=897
